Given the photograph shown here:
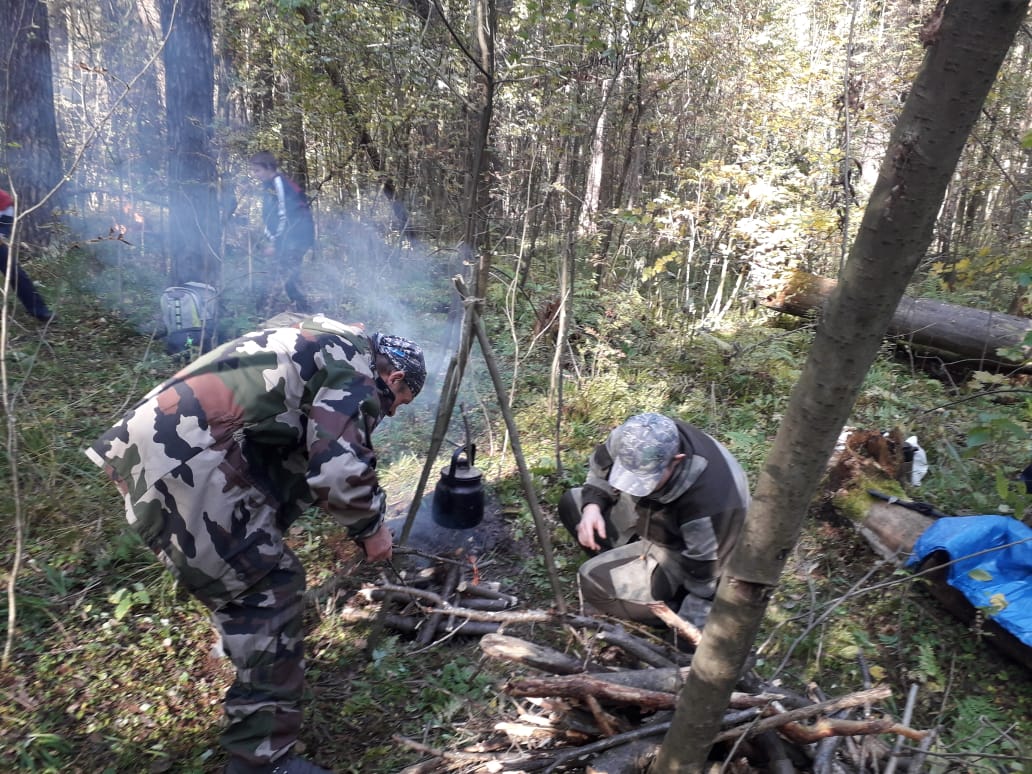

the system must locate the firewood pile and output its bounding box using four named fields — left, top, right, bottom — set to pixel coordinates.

left=337, top=548, right=932, bottom=773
